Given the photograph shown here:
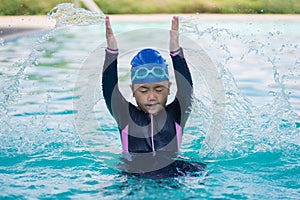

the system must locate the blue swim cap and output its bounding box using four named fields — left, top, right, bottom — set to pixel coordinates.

left=131, top=49, right=169, bottom=84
